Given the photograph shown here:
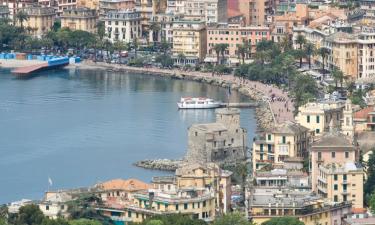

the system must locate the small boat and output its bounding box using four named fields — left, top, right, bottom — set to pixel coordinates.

left=177, top=97, right=221, bottom=109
